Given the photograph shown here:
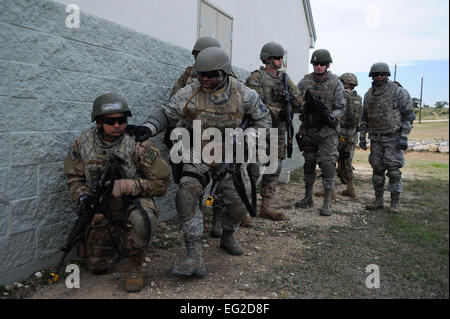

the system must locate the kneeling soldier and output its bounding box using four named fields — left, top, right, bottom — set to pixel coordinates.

left=64, top=93, right=171, bottom=292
